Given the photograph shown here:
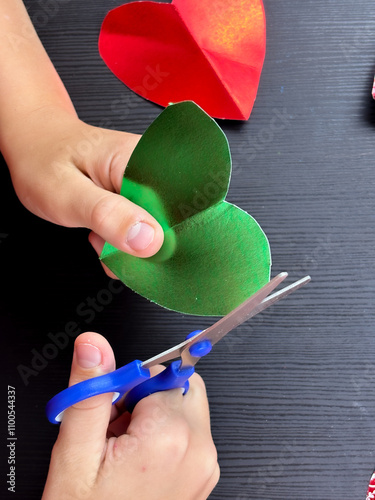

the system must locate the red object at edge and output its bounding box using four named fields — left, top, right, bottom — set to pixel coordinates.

left=367, top=472, right=375, bottom=500
left=99, top=0, right=266, bottom=120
